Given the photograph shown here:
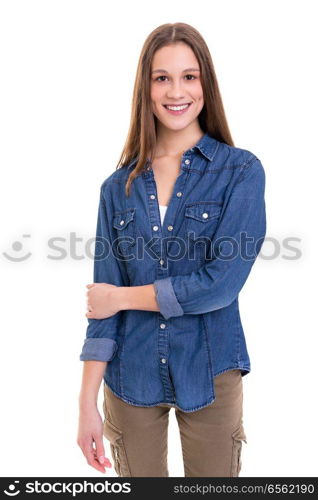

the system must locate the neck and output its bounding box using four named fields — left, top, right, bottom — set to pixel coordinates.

left=154, top=124, right=204, bottom=158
